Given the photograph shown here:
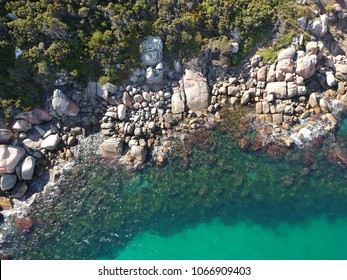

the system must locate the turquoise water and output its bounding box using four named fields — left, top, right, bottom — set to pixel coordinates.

left=3, top=127, right=347, bottom=259
left=115, top=217, right=347, bottom=260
